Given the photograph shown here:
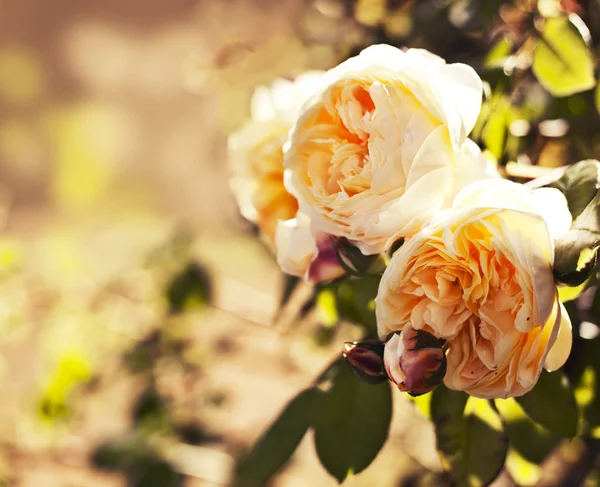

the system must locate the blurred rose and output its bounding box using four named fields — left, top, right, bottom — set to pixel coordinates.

left=376, top=179, right=573, bottom=399
left=229, top=71, right=325, bottom=244
left=384, top=325, right=446, bottom=396
left=275, top=212, right=344, bottom=282
left=284, top=44, right=498, bottom=255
